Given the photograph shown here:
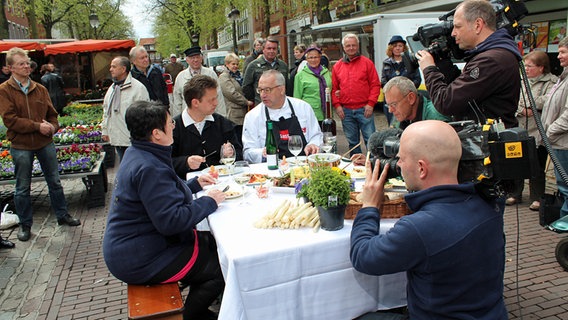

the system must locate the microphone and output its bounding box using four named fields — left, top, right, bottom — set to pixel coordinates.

left=367, top=128, right=403, bottom=158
